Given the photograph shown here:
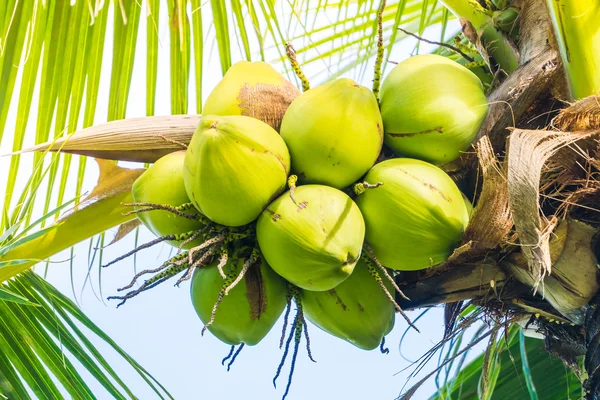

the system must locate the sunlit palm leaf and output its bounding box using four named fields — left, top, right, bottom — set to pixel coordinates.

left=0, top=159, right=144, bottom=282
left=0, top=271, right=172, bottom=400
left=0, top=286, right=33, bottom=305
left=430, top=328, right=582, bottom=400
left=0, top=181, right=163, bottom=398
